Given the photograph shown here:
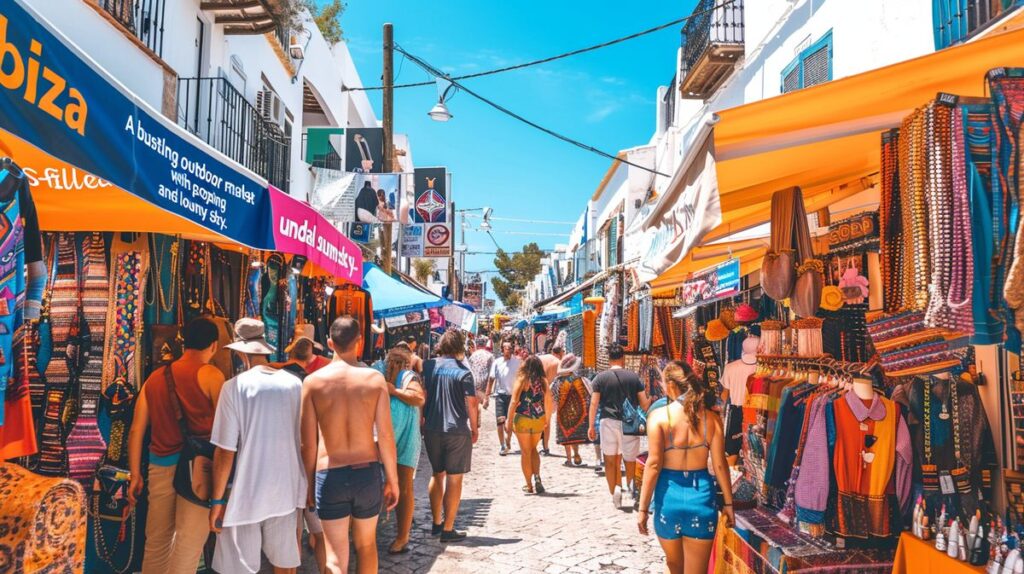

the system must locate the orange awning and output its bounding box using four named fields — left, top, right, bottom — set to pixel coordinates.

left=651, top=25, right=1024, bottom=289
